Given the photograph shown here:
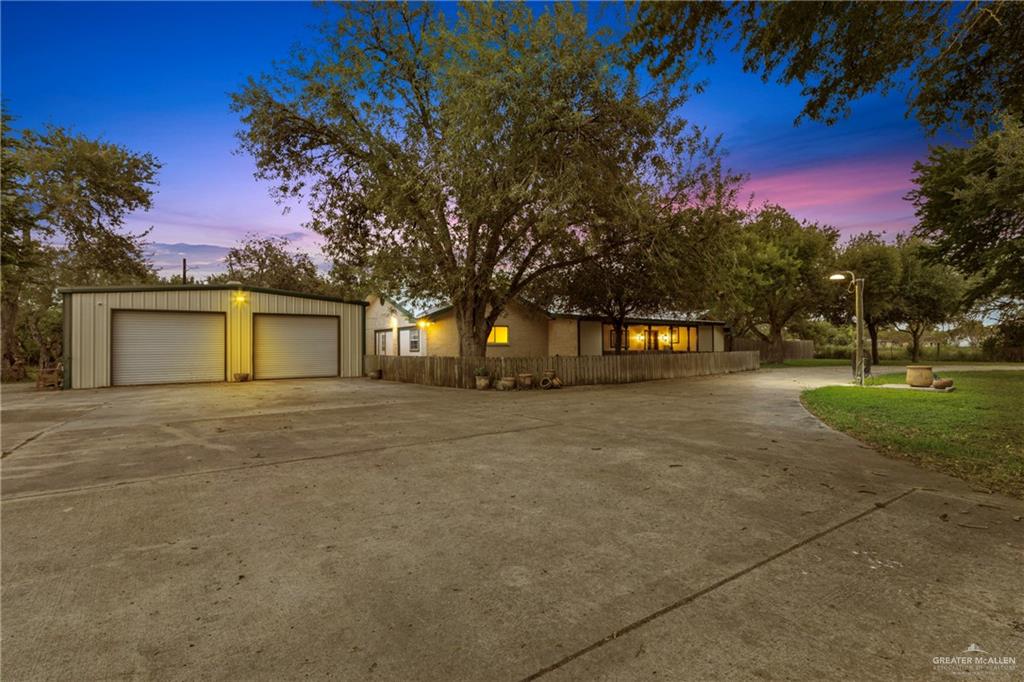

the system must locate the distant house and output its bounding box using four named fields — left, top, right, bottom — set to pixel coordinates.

left=365, top=295, right=727, bottom=357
